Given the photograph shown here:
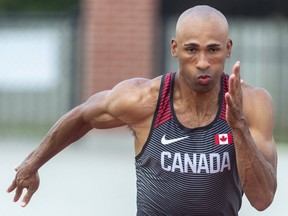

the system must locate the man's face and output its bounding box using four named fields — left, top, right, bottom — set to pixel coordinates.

left=171, top=17, right=232, bottom=93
